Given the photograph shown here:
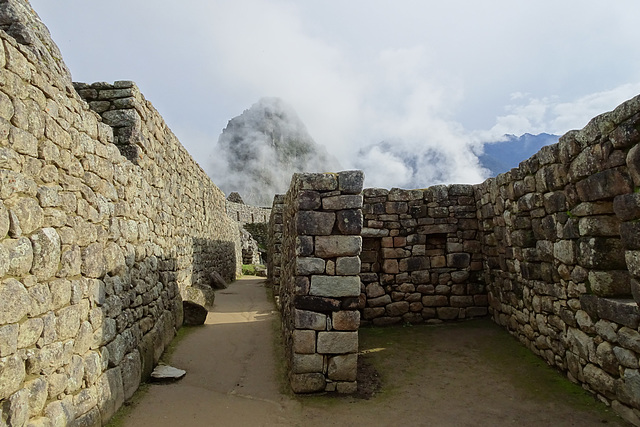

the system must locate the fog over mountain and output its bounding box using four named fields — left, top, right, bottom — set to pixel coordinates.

left=210, top=98, right=559, bottom=205
left=209, top=98, right=340, bottom=206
